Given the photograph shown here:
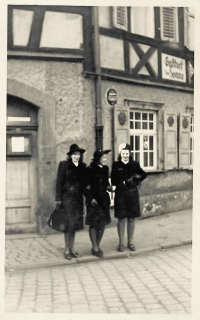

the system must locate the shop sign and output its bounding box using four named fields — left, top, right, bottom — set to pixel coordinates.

left=162, top=53, right=186, bottom=83
left=107, top=88, right=118, bottom=105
